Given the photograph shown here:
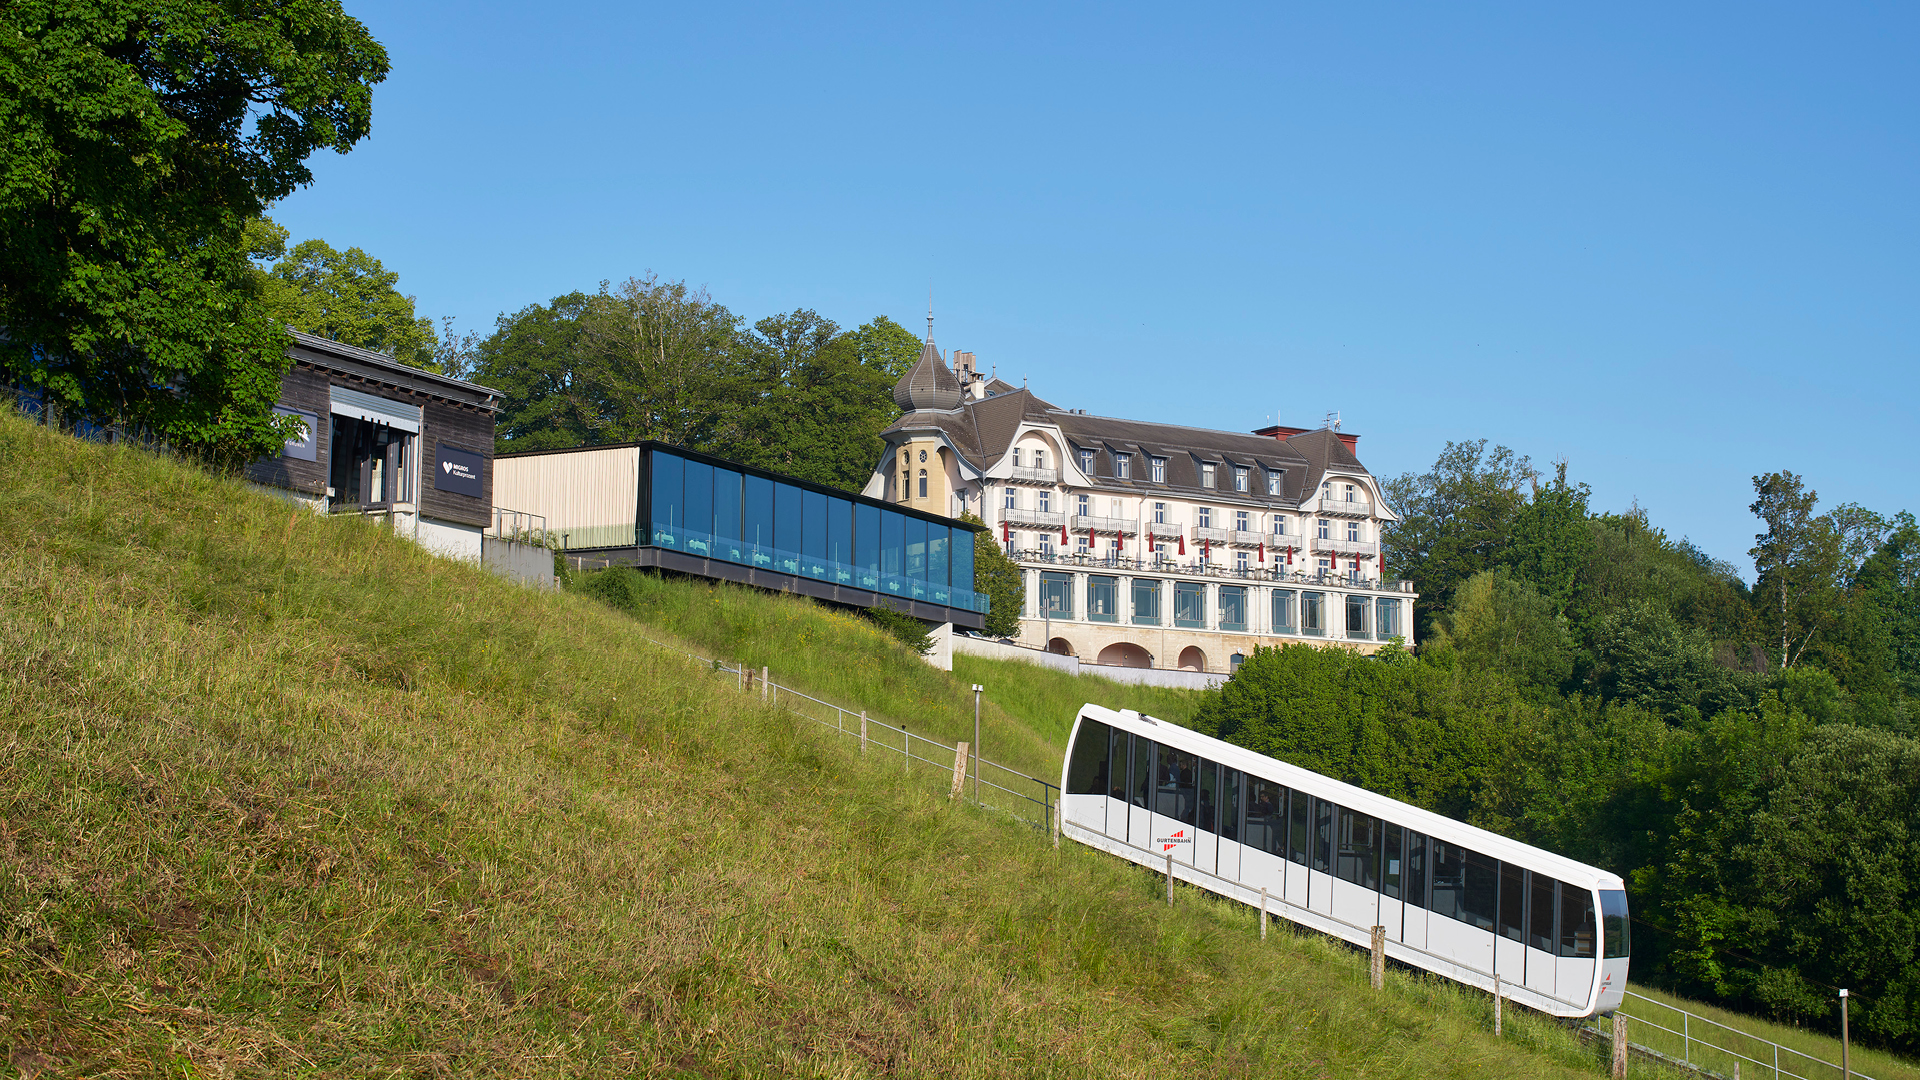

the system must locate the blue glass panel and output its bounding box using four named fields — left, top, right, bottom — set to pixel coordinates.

left=743, top=474, right=775, bottom=567
left=683, top=459, right=714, bottom=557
left=927, top=526, right=950, bottom=585
left=713, top=468, right=743, bottom=563
left=649, top=451, right=684, bottom=547
left=801, top=489, right=829, bottom=579
left=951, top=528, right=974, bottom=594
left=828, top=498, right=854, bottom=584
left=880, top=511, right=904, bottom=592
left=905, top=516, right=928, bottom=579
left=773, top=482, right=802, bottom=575
left=854, top=504, right=881, bottom=589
